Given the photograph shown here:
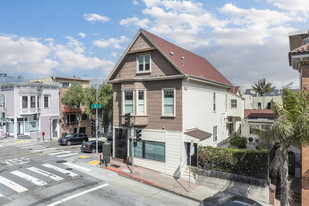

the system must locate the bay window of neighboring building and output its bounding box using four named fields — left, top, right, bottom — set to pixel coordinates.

left=162, top=89, right=175, bottom=116
left=137, top=90, right=146, bottom=115
left=231, top=99, right=237, bottom=108
left=130, top=140, right=165, bottom=162
left=22, top=96, right=28, bottom=109
left=124, top=90, right=133, bottom=114
left=31, top=96, right=36, bottom=108
left=137, top=54, right=151, bottom=73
